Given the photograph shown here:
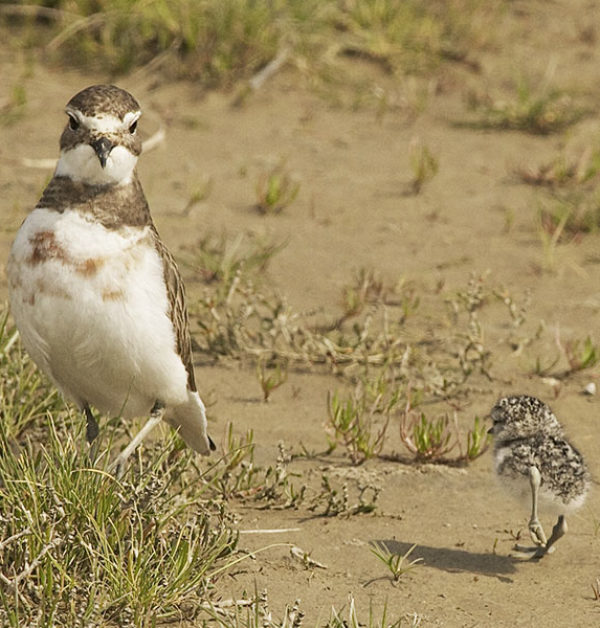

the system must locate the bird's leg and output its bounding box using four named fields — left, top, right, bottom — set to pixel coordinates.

left=513, top=466, right=548, bottom=558
left=84, top=404, right=100, bottom=463
left=527, top=466, right=547, bottom=547
left=110, top=401, right=165, bottom=478
left=532, top=515, right=568, bottom=560
left=84, top=404, right=99, bottom=443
